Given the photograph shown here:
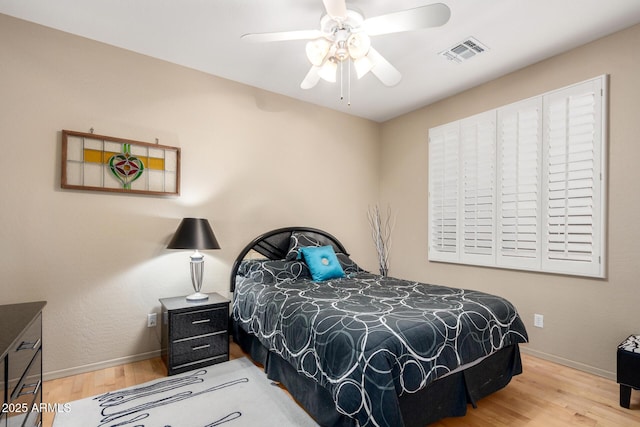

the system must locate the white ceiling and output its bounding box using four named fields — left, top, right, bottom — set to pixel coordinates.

left=2, top=0, right=640, bottom=122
